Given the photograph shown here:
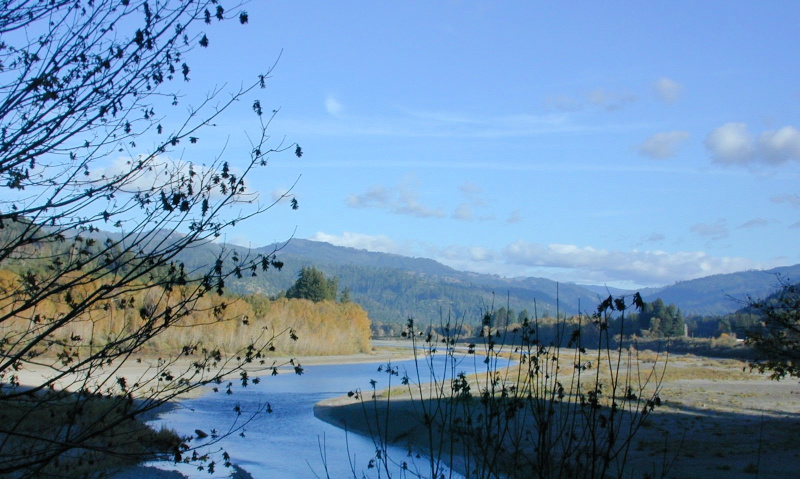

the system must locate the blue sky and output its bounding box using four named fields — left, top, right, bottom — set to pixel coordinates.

left=180, top=1, right=800, bottom=288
